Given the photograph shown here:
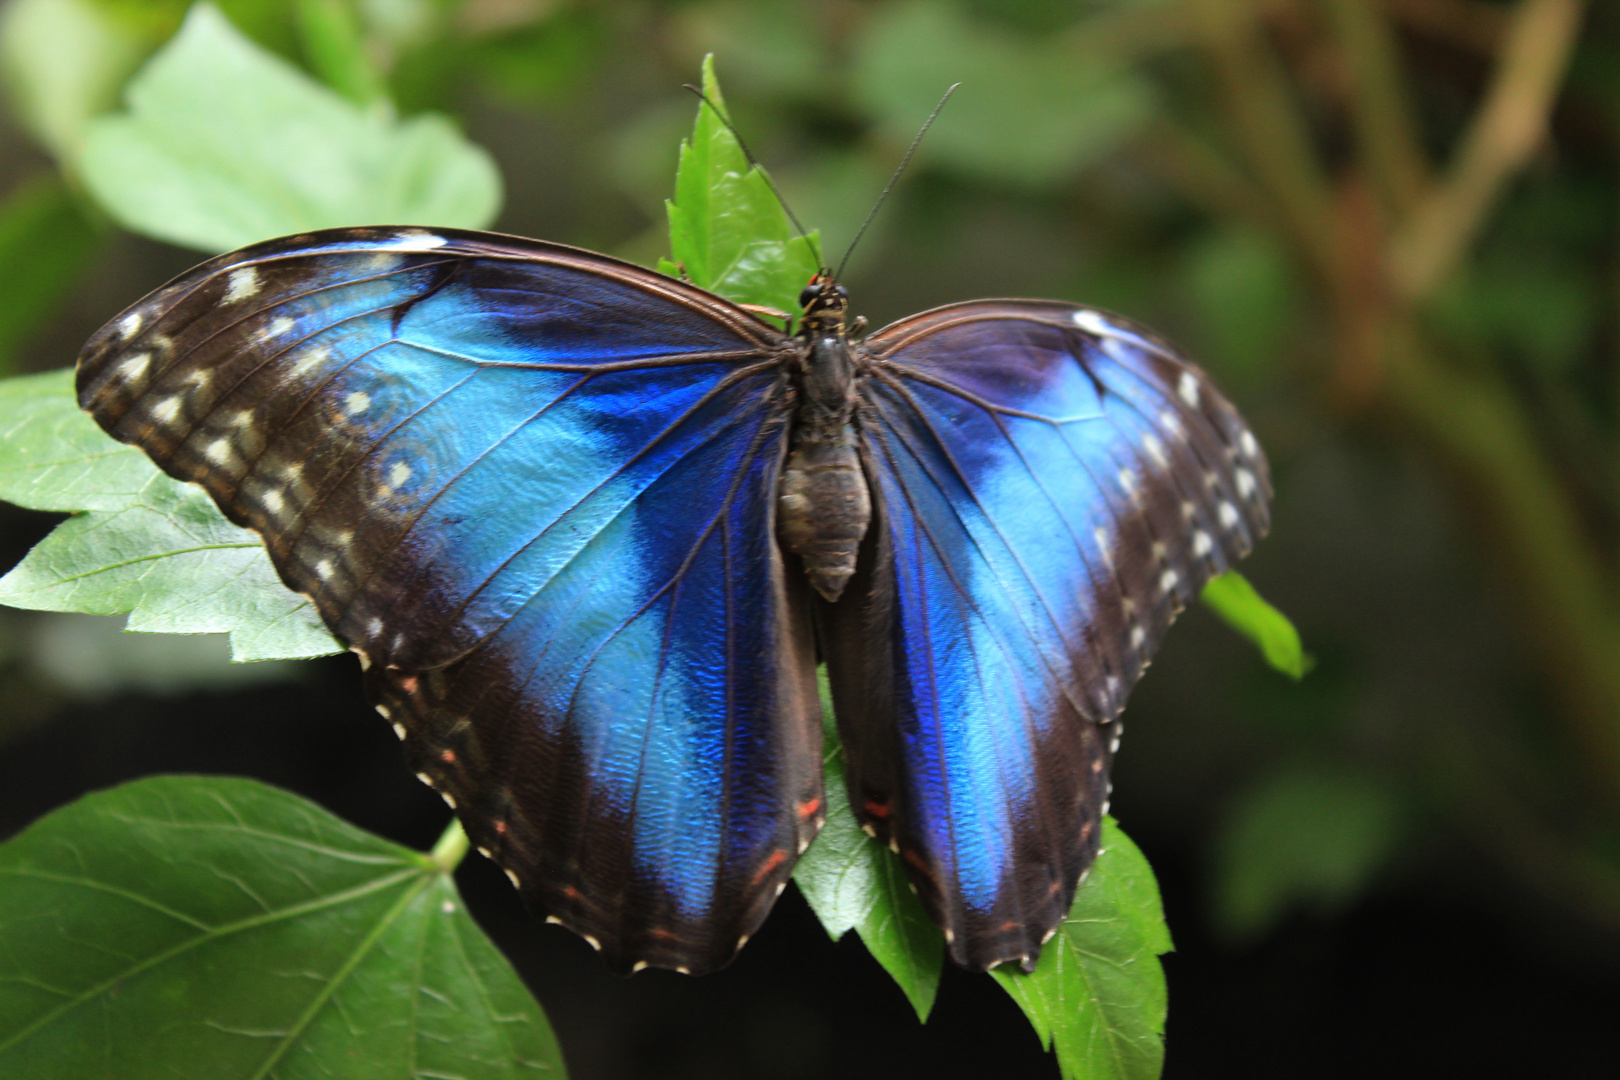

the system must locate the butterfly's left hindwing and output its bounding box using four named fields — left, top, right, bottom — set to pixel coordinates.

left=822, top=300, right=1270, bottom=971
left=77, top=227, right=824, bottom=975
